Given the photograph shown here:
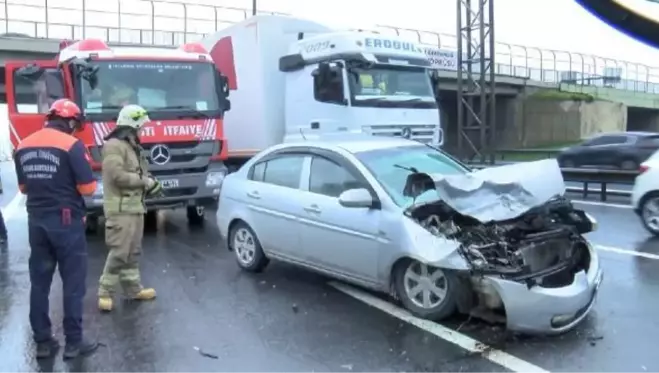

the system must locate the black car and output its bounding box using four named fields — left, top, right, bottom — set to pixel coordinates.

left=557, top=131, right=659, bottom=170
